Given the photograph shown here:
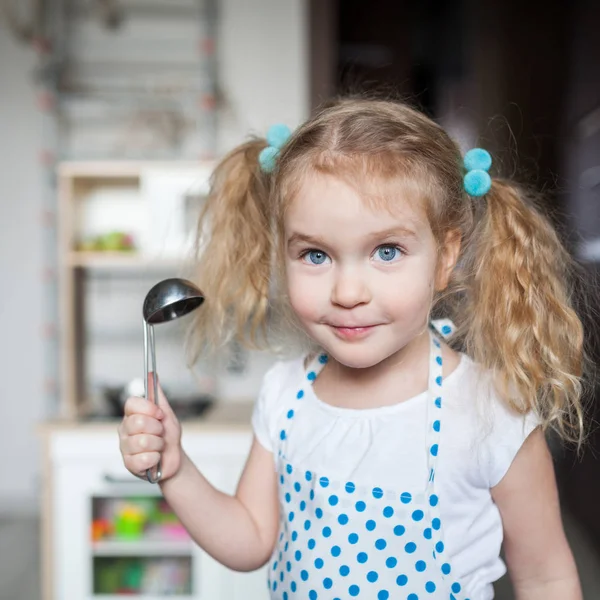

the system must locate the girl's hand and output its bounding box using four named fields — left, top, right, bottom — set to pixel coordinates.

left=118, top=374, right=183, bottom=481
